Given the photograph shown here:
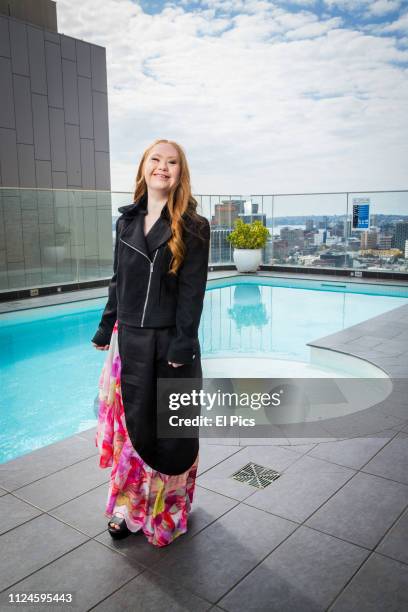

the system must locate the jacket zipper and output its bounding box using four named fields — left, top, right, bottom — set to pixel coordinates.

left=120, top=239, right=158, bottom=327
